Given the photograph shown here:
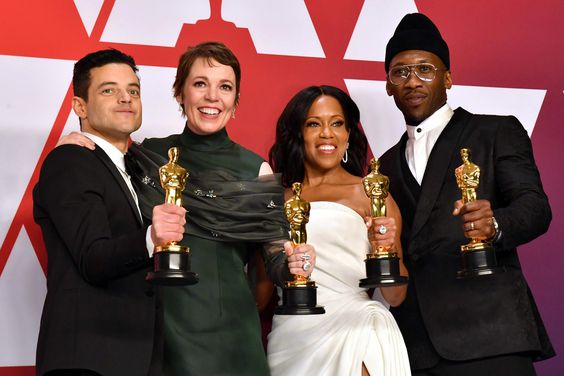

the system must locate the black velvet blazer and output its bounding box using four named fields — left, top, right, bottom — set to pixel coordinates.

left=380, top=107, right=554, bottom=369
left=33, top=145, right=159, bottom=376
